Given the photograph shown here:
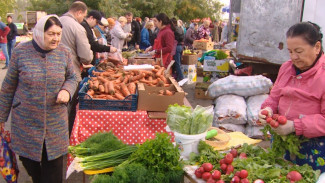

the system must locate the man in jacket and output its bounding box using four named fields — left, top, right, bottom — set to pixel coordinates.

left=60, top=1, right=93, bottom=135
left=124, top=12, right=141, bottom=50
left=0, top=20, right=10, bottom=69
left=6, top=15, right=17, bottom=65
left=81, top=10, right=117, bottom=65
